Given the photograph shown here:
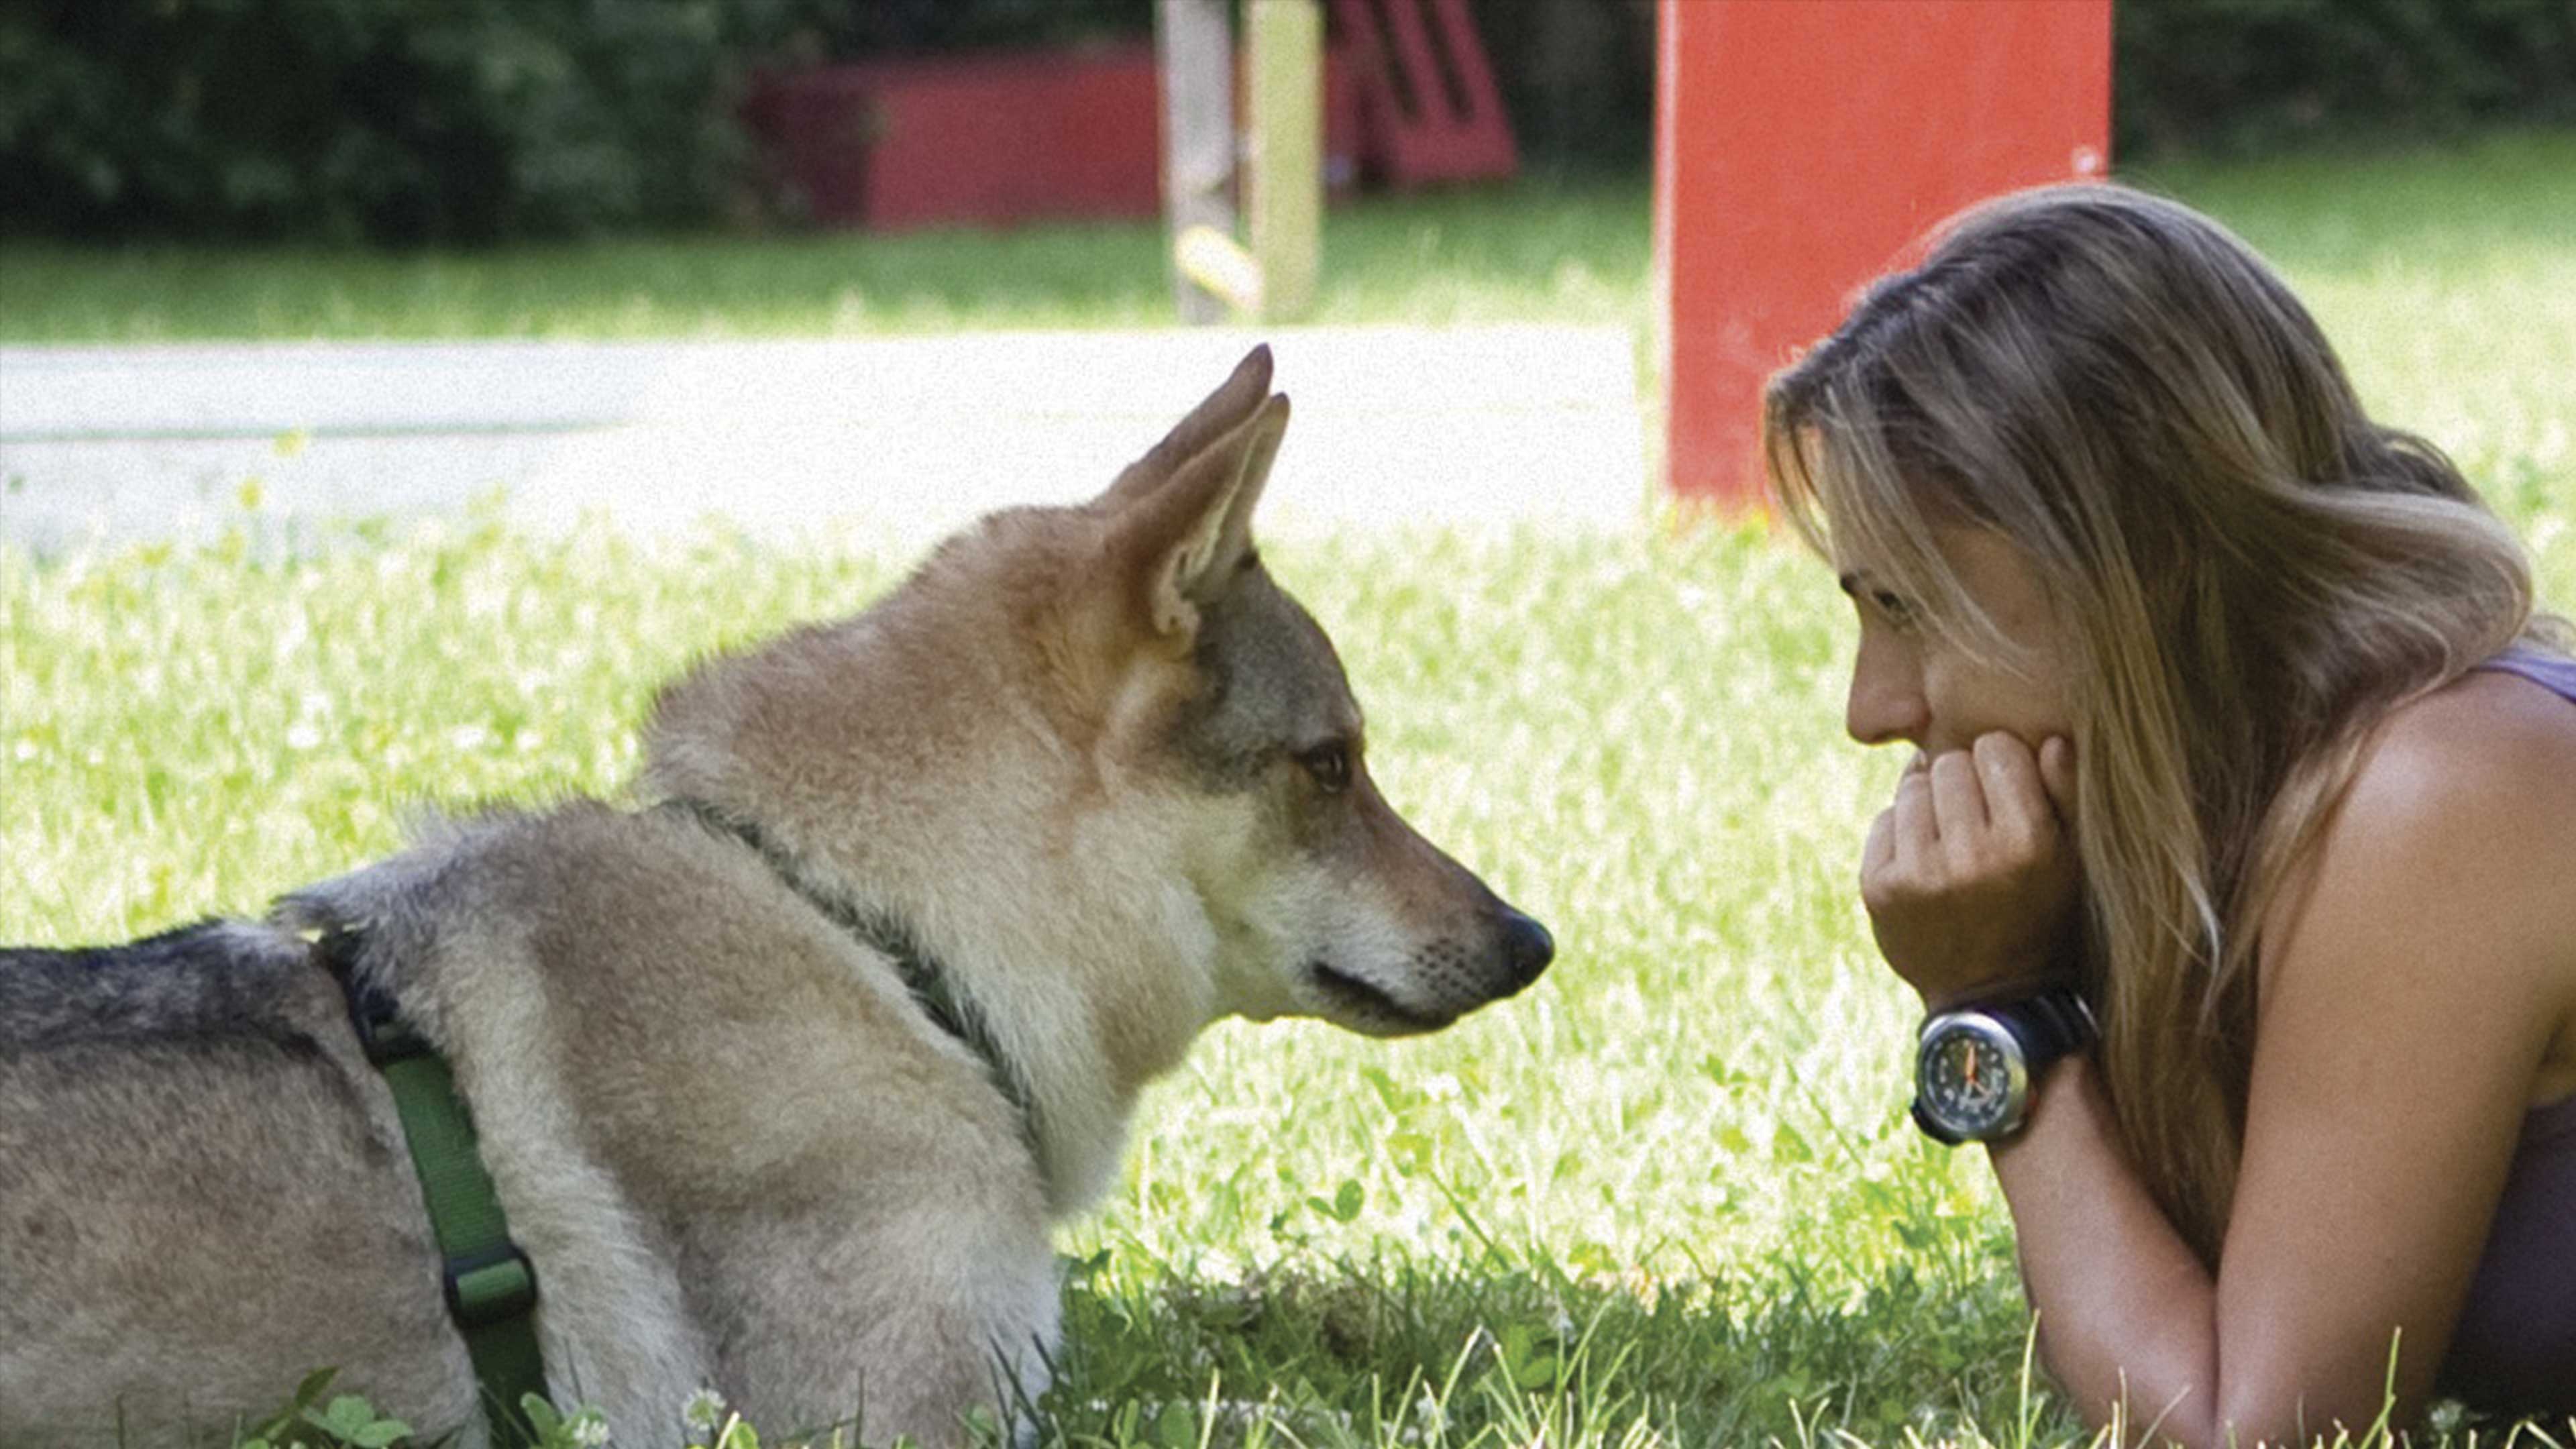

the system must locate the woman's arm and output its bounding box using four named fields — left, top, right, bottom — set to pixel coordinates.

left=1988, top=1026, right=2524, bottom=1448
left=1877, top=686, right=2576, bottom=1444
